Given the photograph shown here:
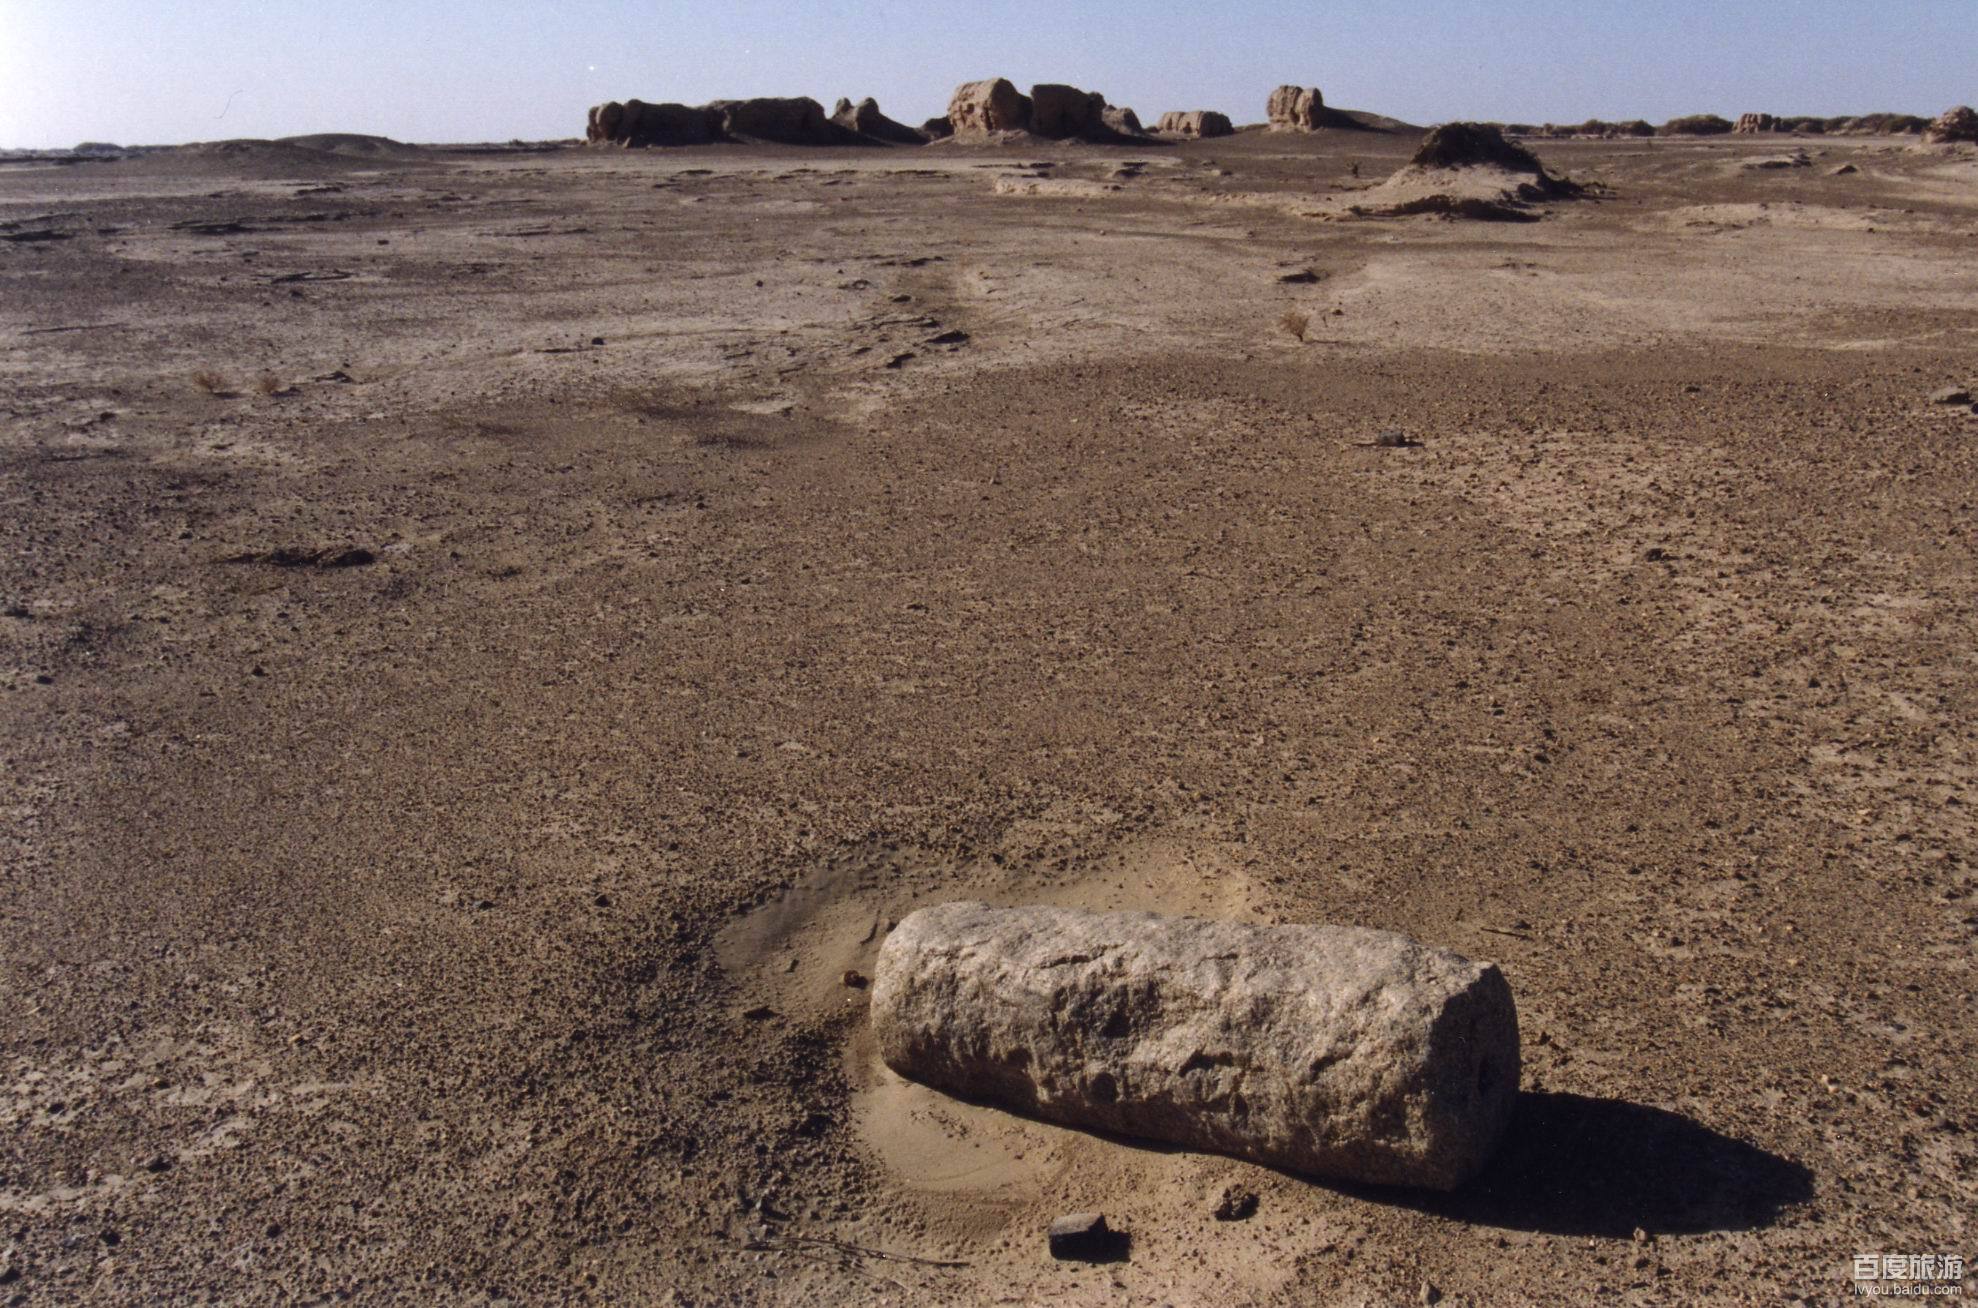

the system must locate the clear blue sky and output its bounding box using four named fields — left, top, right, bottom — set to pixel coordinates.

left=1, top=0, right=1970, bottom=148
